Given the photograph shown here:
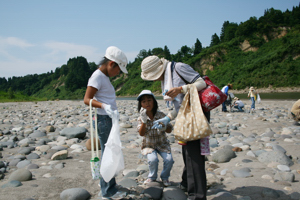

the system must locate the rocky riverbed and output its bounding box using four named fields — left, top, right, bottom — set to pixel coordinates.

left=0, top=99, right=299, bottom=200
